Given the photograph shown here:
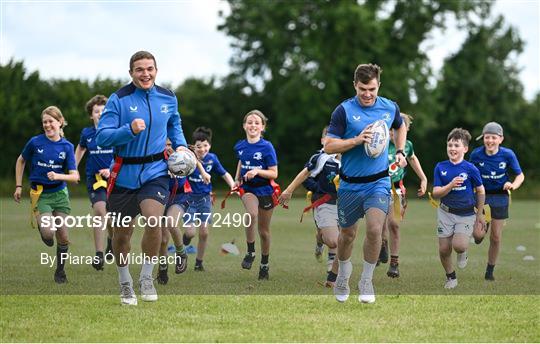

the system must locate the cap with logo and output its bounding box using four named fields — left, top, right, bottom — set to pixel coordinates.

left=476, top=122, right=503, bottom=141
